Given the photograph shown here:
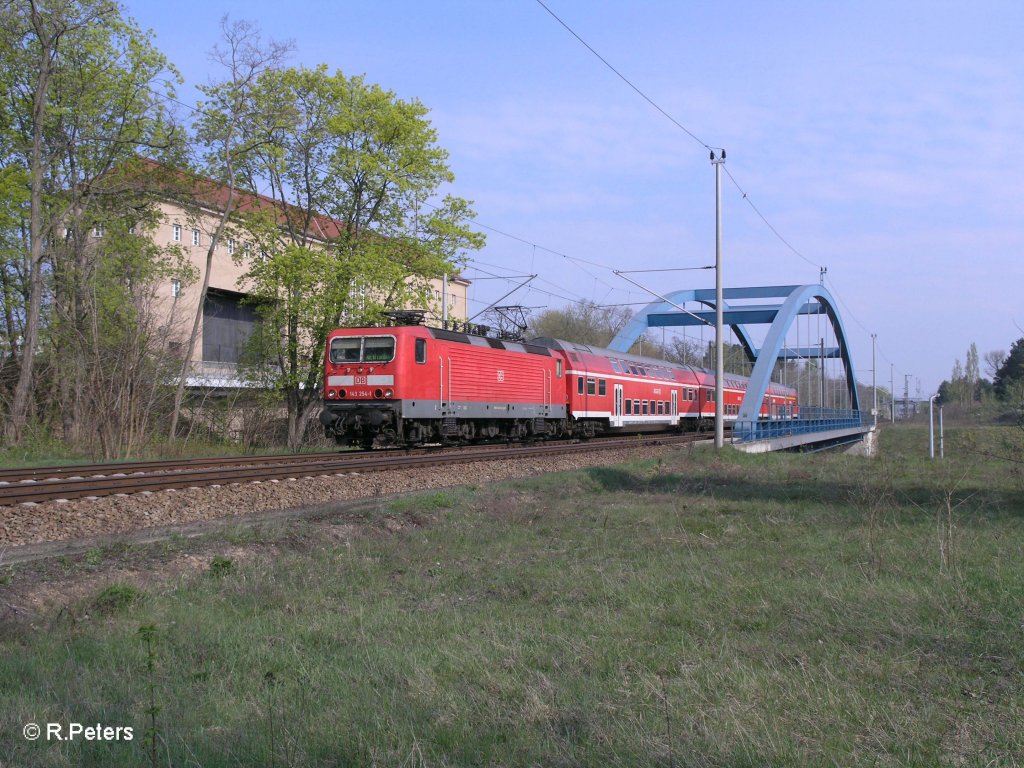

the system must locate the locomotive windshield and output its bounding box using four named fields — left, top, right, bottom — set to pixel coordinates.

left=329, top=335, right=395, bottom=364
left=364, top=337, right=395, bottom=362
